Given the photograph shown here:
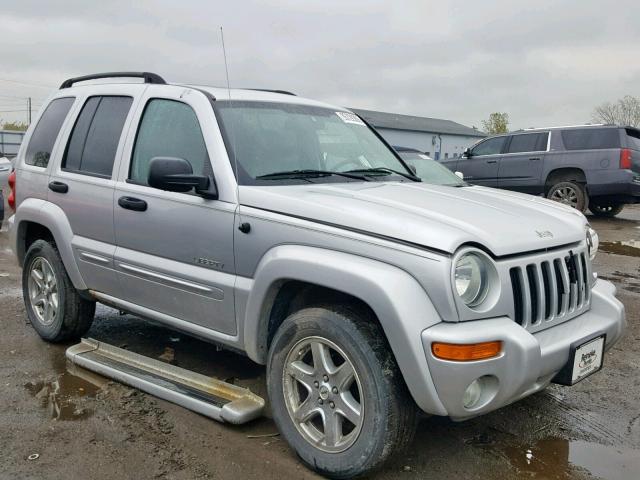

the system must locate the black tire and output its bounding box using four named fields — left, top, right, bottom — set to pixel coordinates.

left=22, top=240, right=95, bottom=342
left=589, top=201, right=624, bottom=217
left=546, top=180, right=589, bottom=212
left=267, top=305, right=418, bottom=479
